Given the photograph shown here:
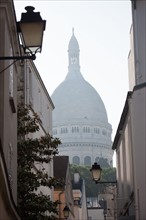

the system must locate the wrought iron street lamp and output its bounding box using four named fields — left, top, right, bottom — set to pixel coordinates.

left=90, top=162, right=117, bottom=184
left=63, top=205, right=70, bottom=219
left=0, top=6, right=46, bottom=60
left=90, top=162, right=102, bottom=183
